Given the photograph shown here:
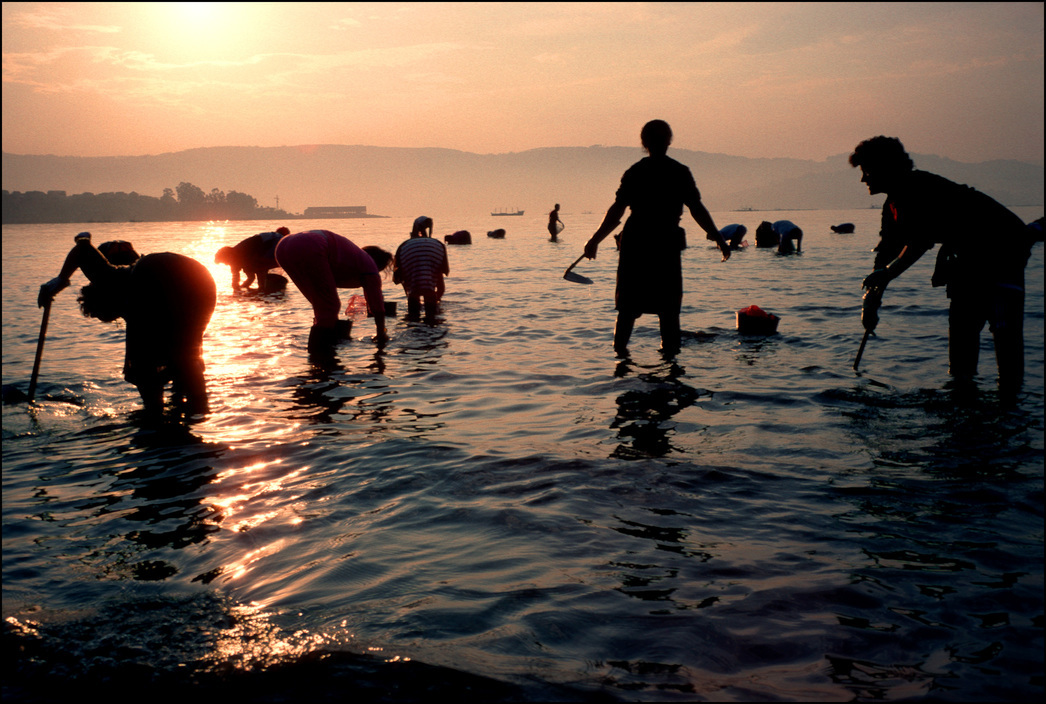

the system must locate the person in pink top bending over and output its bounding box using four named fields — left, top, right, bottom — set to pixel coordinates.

left=275, top=230, right=394, bottom=353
